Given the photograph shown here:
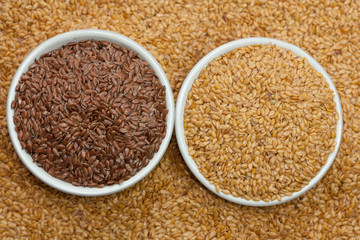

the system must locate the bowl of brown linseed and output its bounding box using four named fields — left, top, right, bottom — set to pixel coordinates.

left=7, top=29, right=175, bottom=196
